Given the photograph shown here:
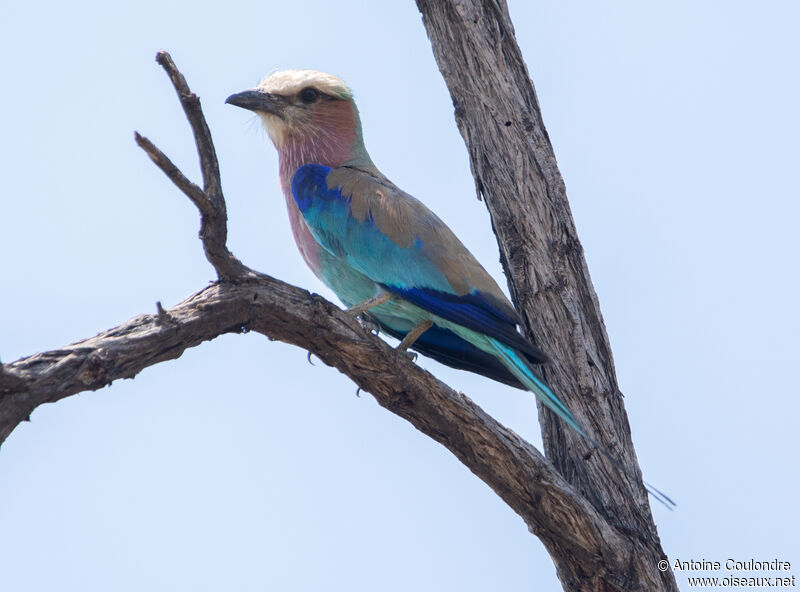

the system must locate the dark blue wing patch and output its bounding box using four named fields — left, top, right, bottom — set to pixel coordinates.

left=375, top=321, right=526, bottom=388
left=387, top=286, right=548, bottom=363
